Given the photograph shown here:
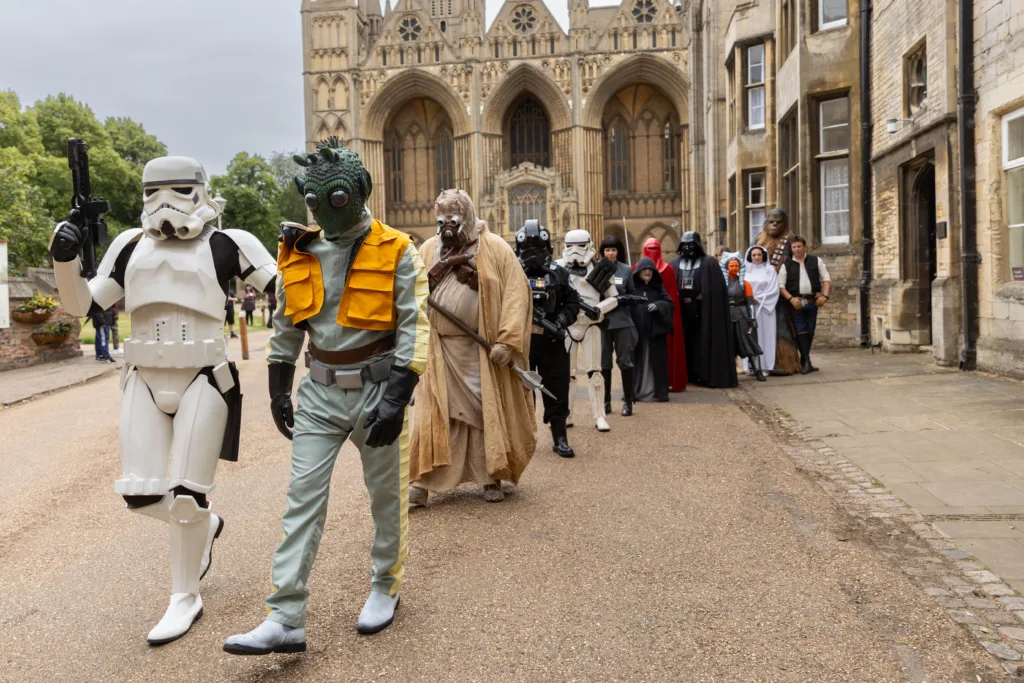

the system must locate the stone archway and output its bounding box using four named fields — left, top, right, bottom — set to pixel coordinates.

left=582, top=53, right=689, bottom=130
